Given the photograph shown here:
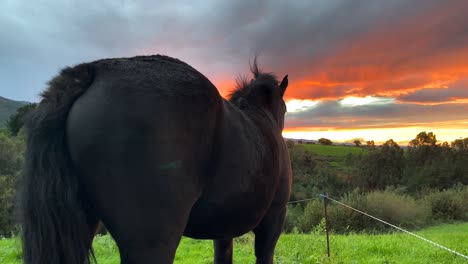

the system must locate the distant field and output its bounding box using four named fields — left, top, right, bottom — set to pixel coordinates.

left=300, top=143, right=368, bottom=157
left=2, top=223, right=467, bottom=263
